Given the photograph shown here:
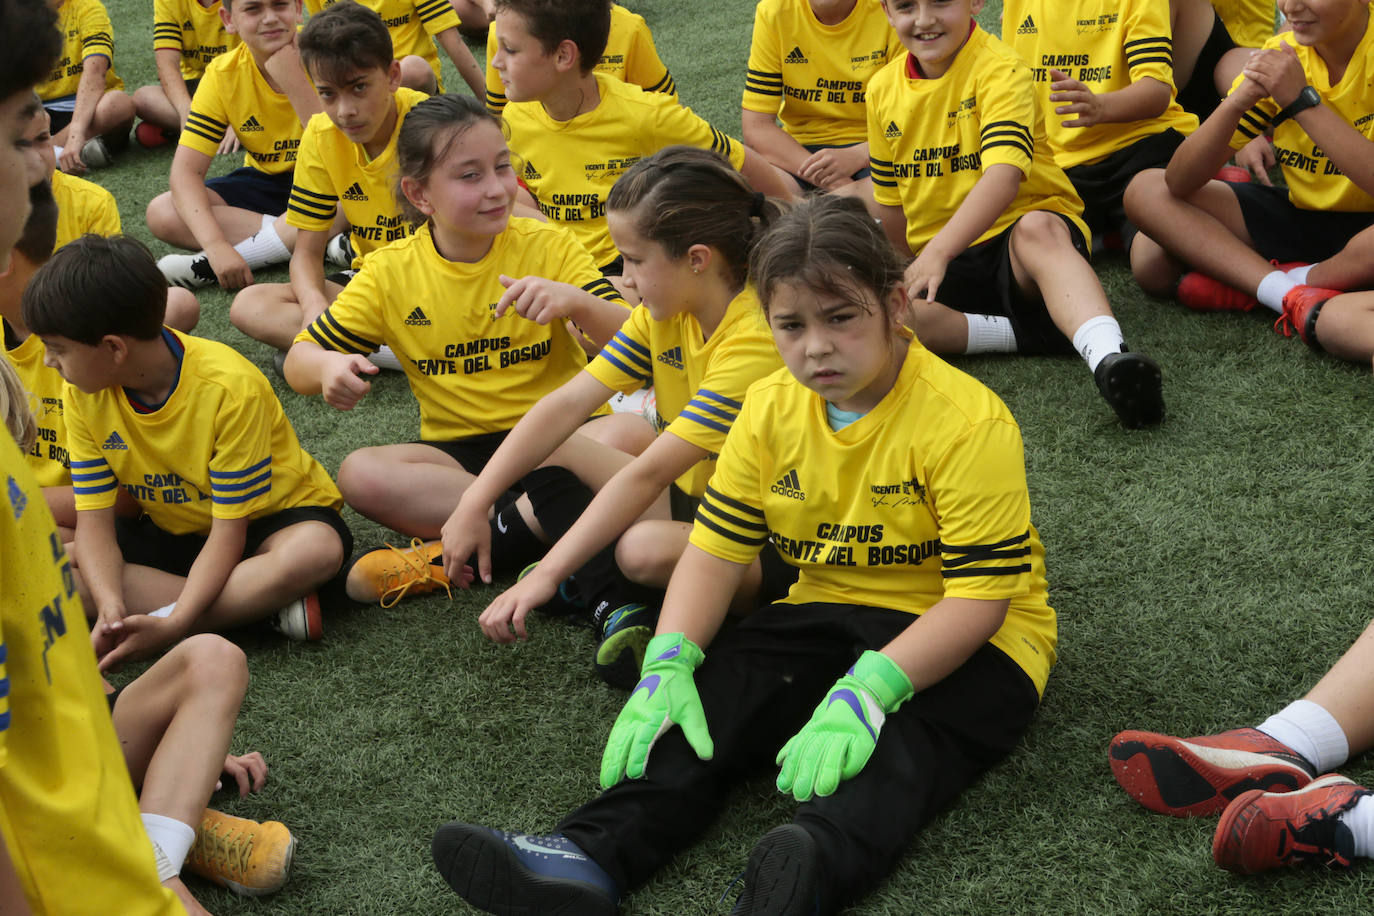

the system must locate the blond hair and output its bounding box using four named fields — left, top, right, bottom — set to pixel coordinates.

left=0, top=357, right=36, bottom=453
